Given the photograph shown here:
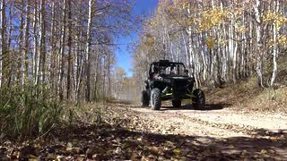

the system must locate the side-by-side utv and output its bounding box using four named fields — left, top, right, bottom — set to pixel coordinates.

left=141, top=60, right=205, bottom=110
